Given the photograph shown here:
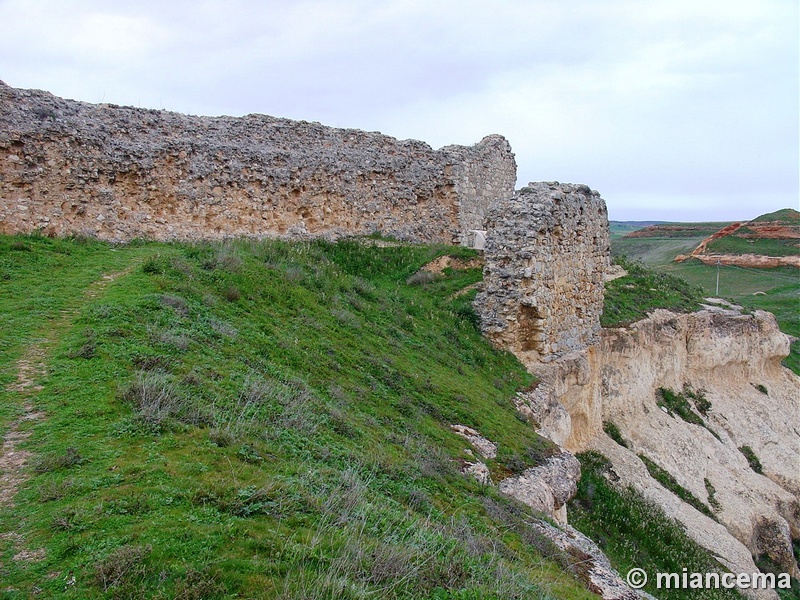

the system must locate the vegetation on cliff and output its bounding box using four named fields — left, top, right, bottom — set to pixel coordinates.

left=0, top=234, right=601, bottom=599
left=568, top=452, right=740, bottom=600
